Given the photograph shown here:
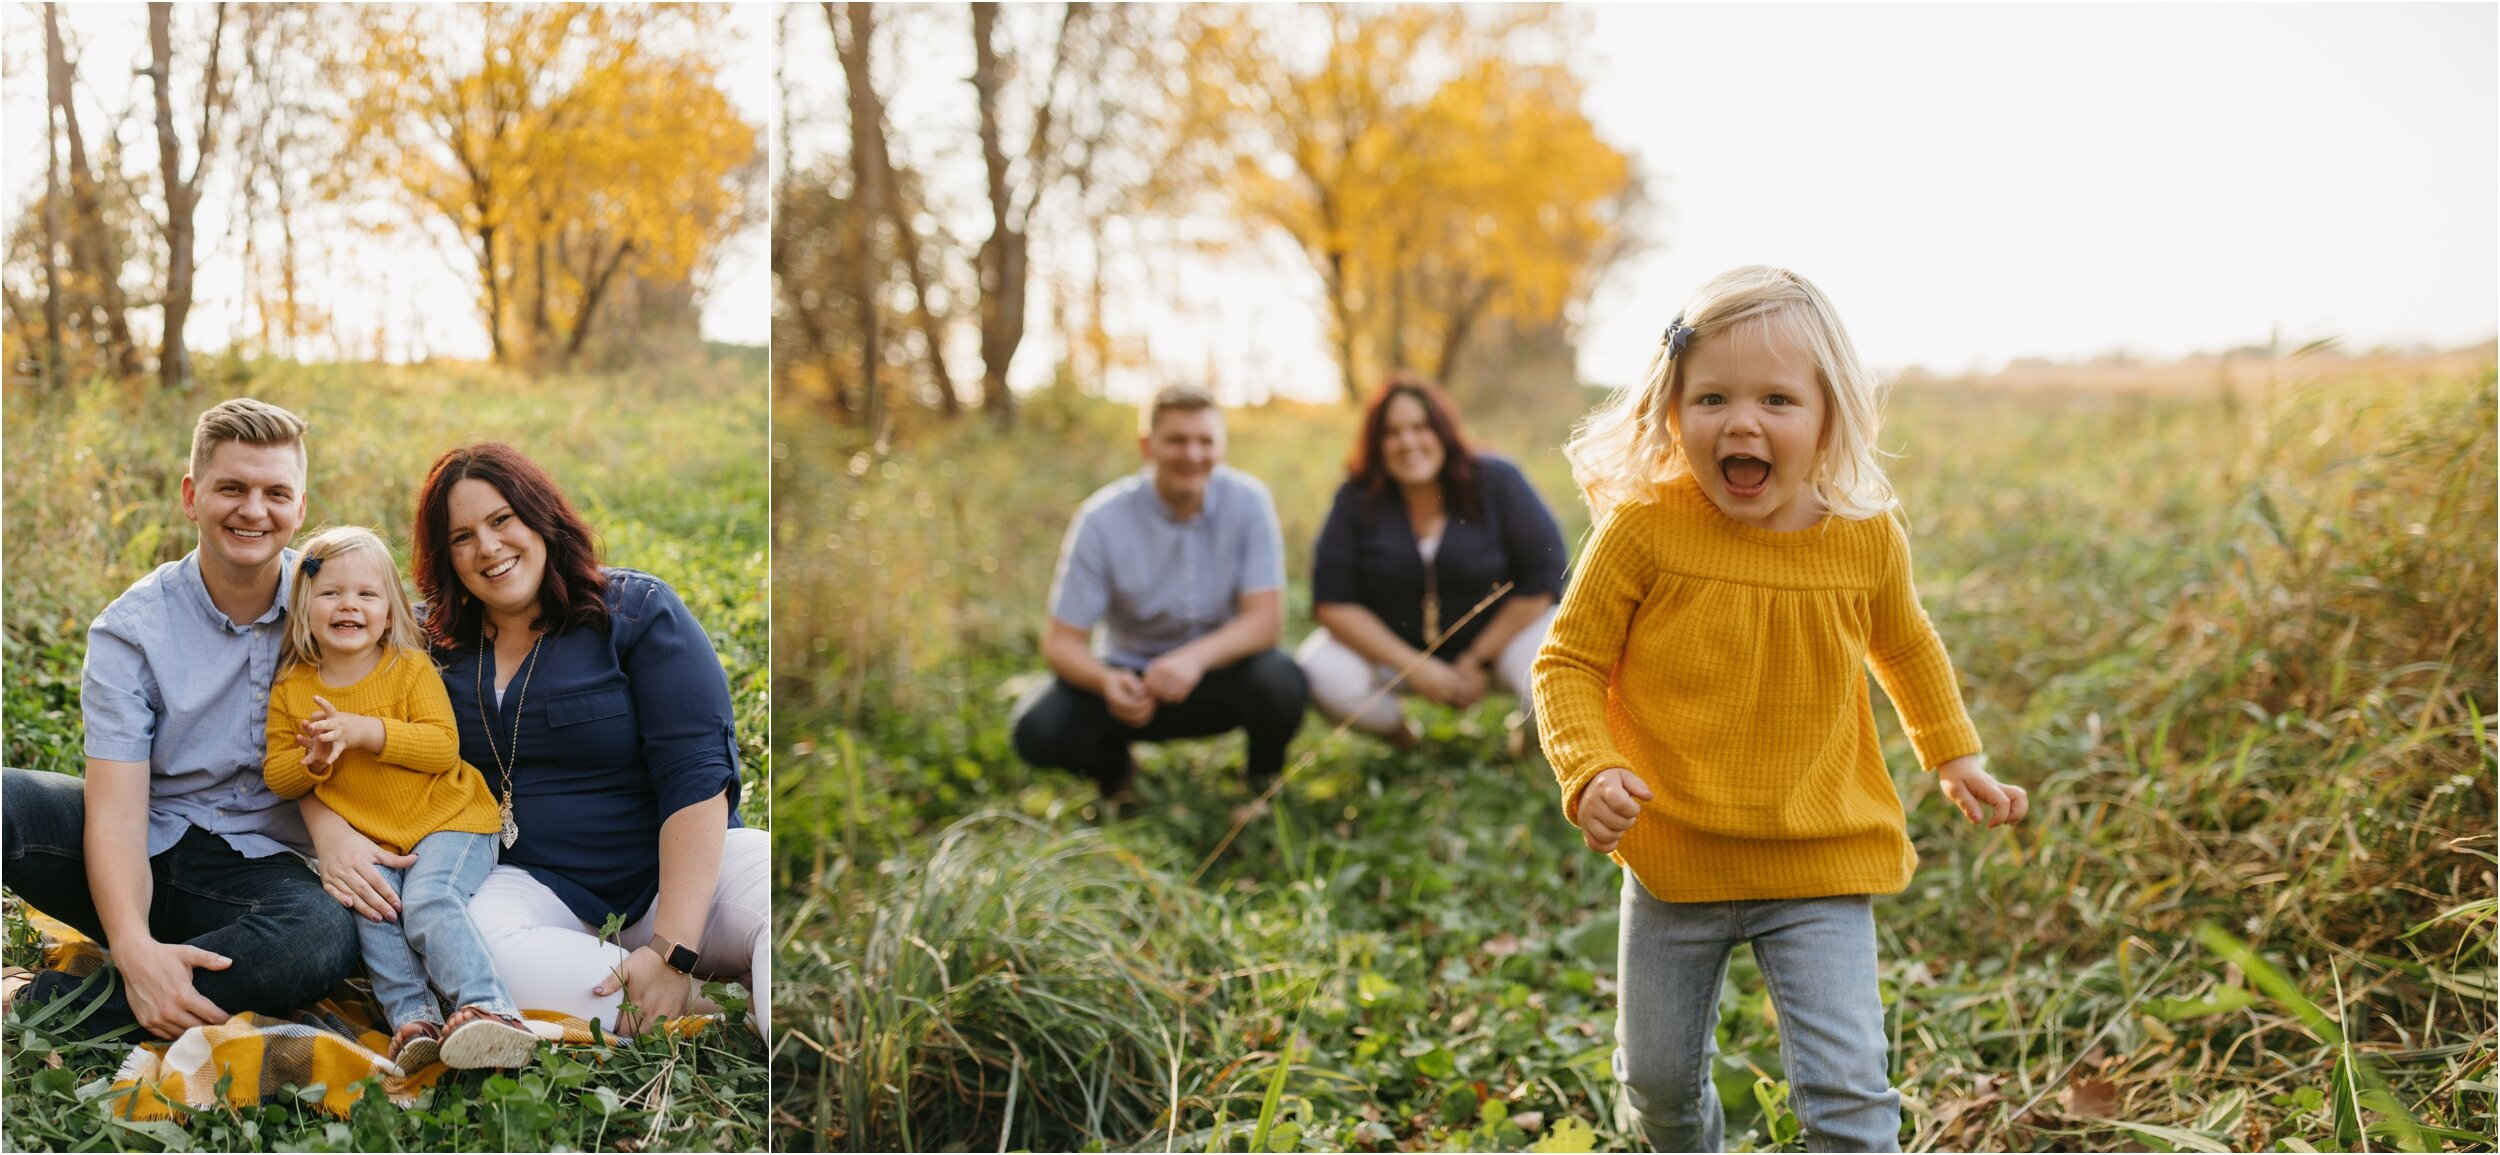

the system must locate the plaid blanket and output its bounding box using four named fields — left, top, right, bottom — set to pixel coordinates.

left=22, top=906, right=713, bottom=1120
